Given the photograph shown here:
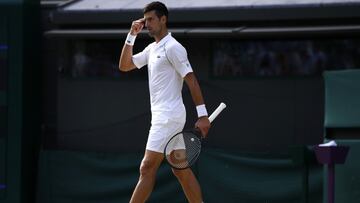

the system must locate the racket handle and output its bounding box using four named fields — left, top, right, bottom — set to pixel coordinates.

left=208, top=102, right=226, bottom=123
